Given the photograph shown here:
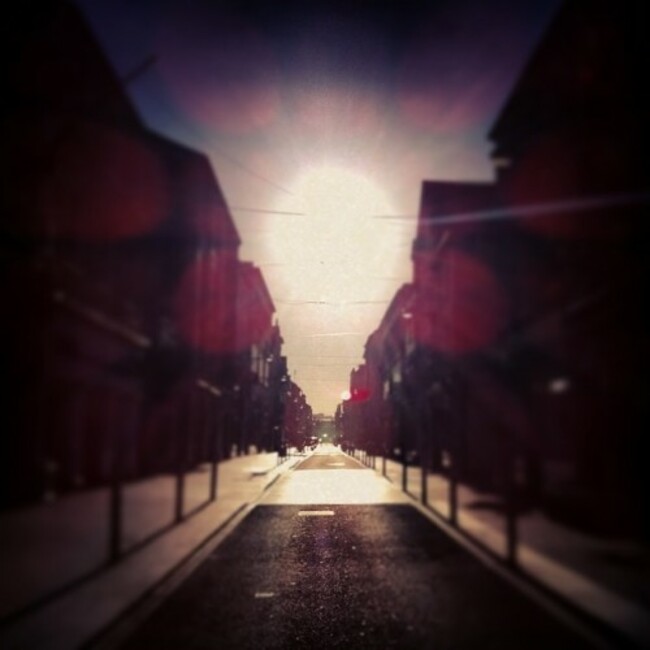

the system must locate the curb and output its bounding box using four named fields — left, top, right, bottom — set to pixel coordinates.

left=365, top=454, right=650, bottom=650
